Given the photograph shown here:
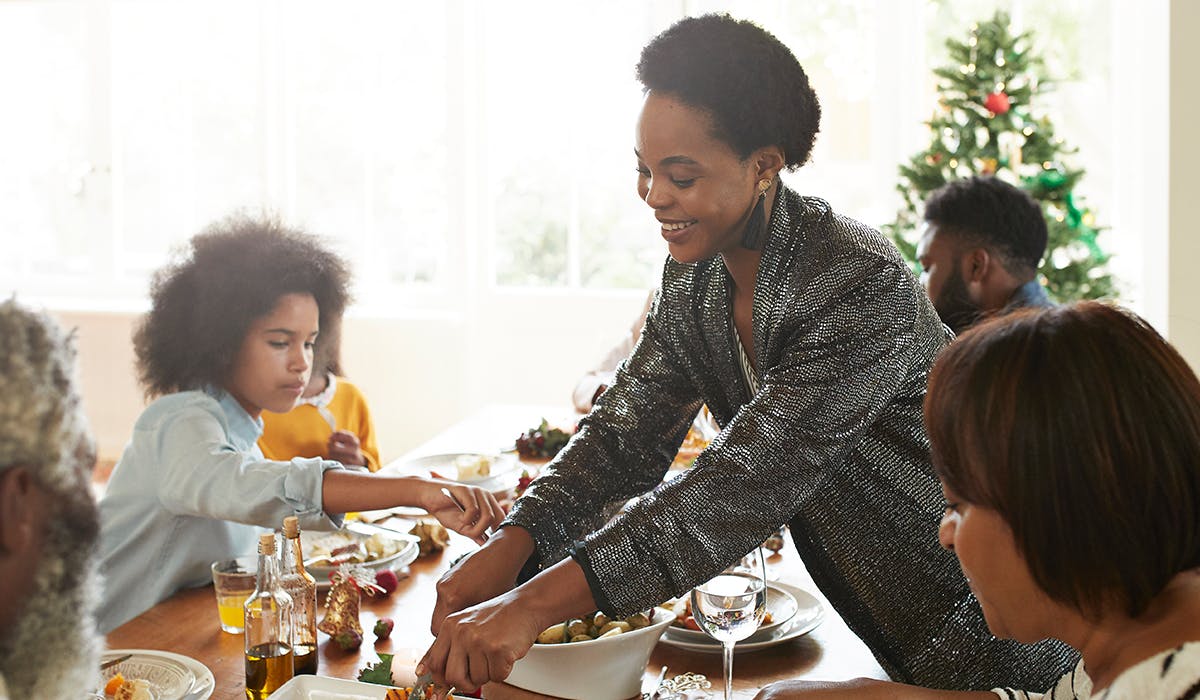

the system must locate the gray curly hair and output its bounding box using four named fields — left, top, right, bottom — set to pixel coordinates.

left=0, top=299, right=94, bottom=487
left=0, top=299, right=103, bottom=698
